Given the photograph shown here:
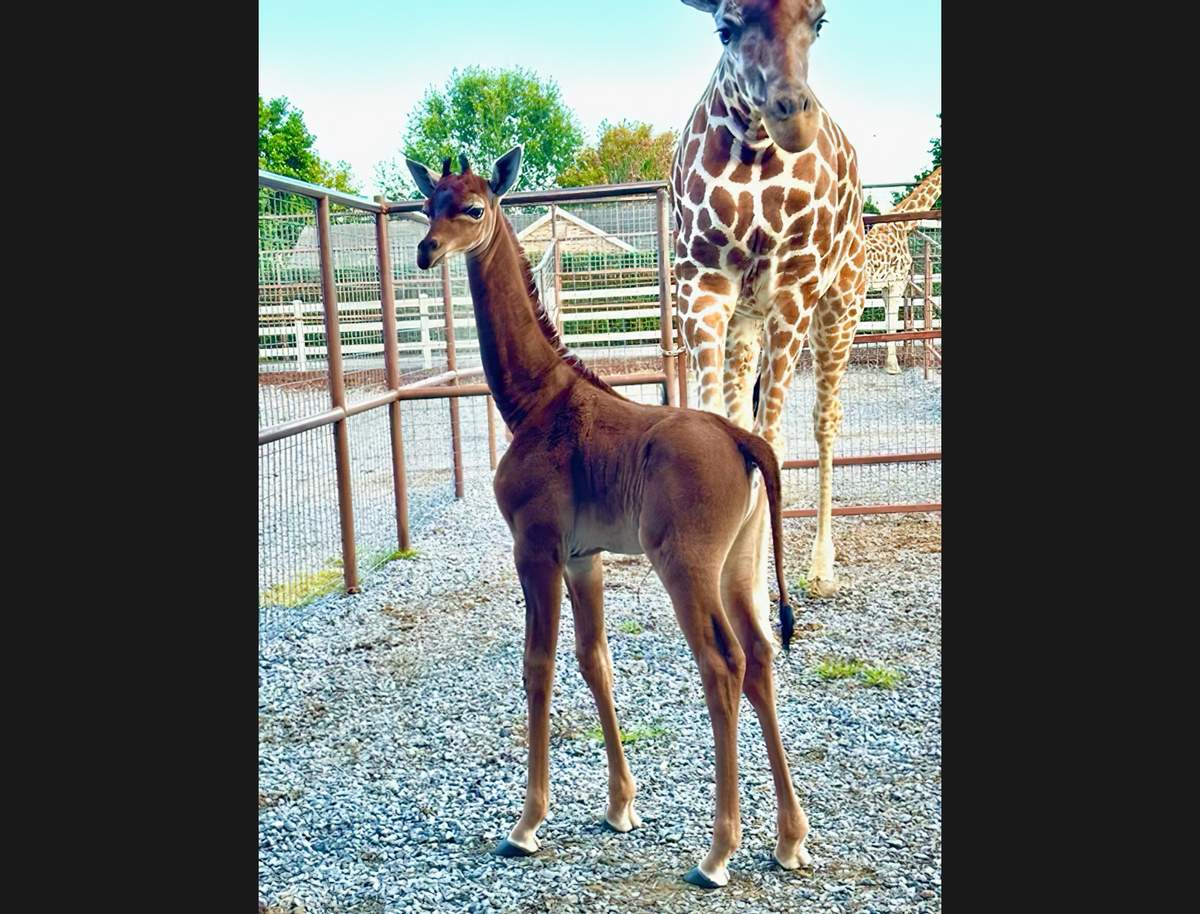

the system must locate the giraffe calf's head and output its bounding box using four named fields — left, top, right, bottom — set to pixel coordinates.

left=682, top=0, right=826, bottom=153
left=406, top=146, right=524, bottom=270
